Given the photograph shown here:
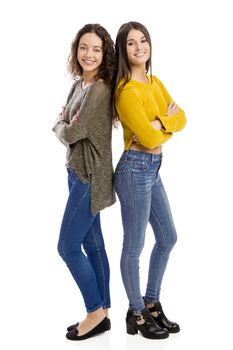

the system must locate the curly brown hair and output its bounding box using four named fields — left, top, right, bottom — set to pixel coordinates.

left=67, top=23, right=116, bottom=88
